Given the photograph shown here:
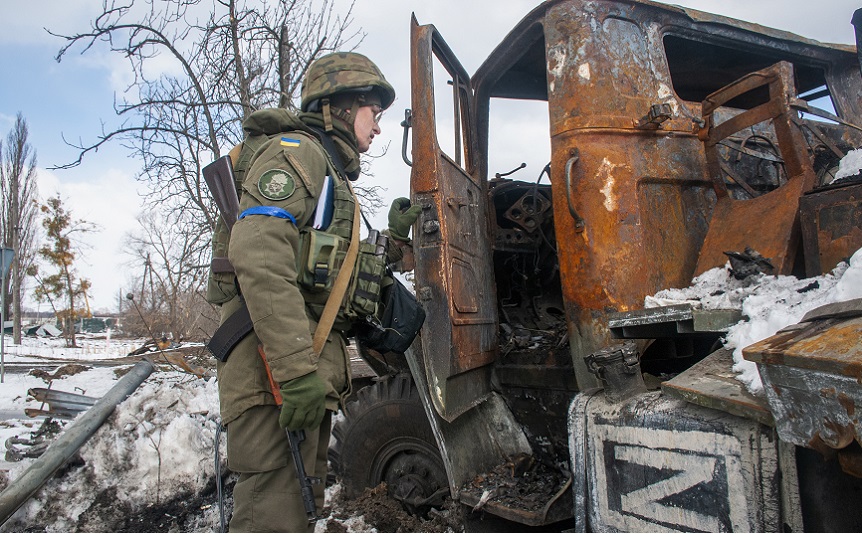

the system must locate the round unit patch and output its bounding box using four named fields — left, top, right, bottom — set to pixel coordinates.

left=257, top=169, right=296, bottom=201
